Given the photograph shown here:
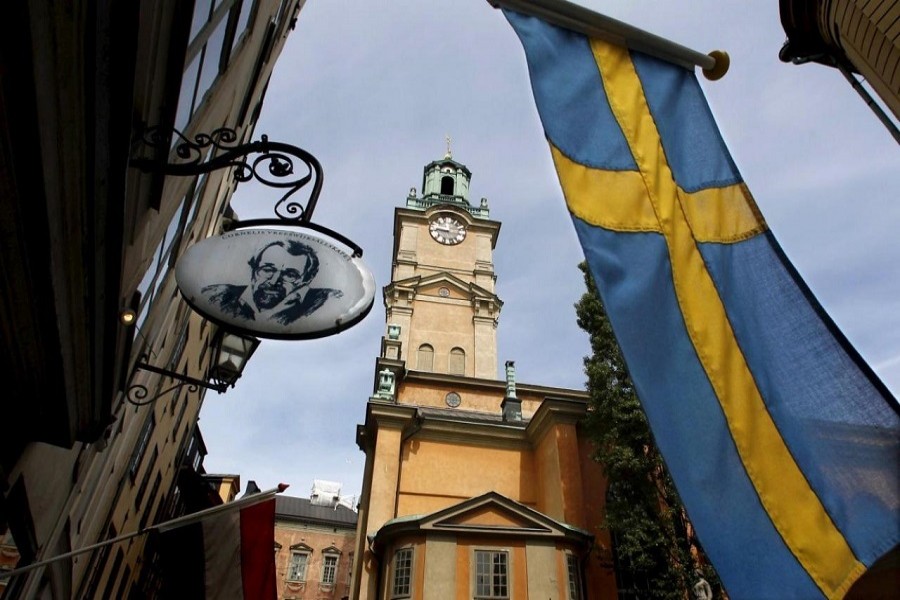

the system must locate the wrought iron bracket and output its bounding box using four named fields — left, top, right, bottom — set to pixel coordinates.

left=130, top=126, right=324, bottom=223
left=126, top=360, right=227, bottom=406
